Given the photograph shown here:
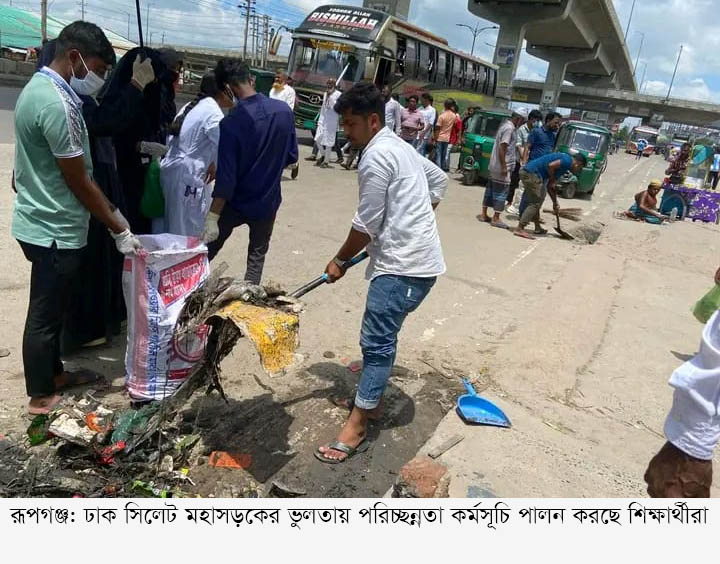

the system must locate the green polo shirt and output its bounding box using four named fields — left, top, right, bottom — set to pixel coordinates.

left=12, top=70, right=93, bottom=249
